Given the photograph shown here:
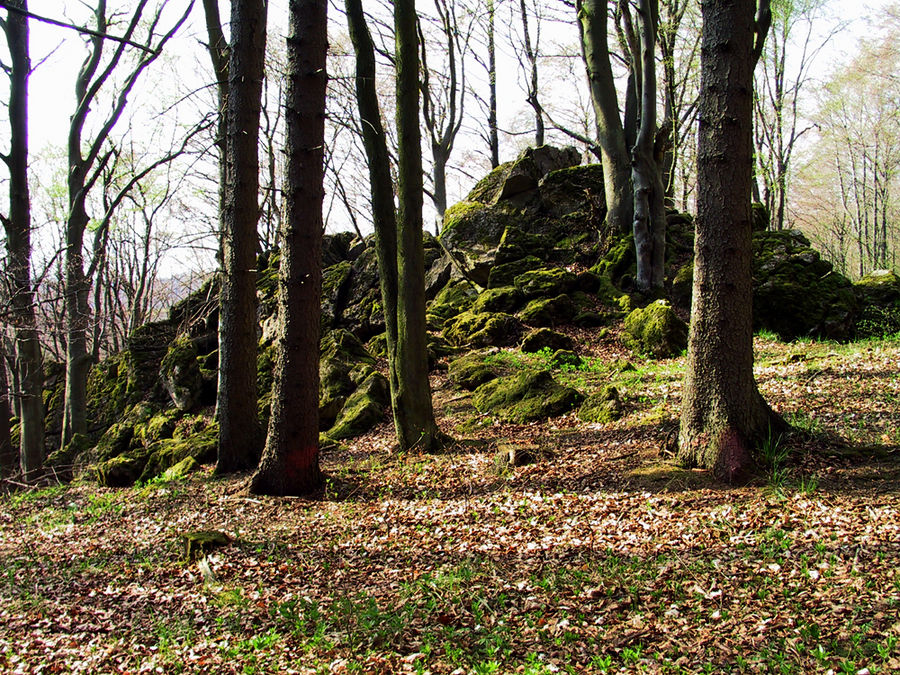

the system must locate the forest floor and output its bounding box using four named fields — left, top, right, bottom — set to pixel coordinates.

left=1, top=333, right=899, bottom=674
